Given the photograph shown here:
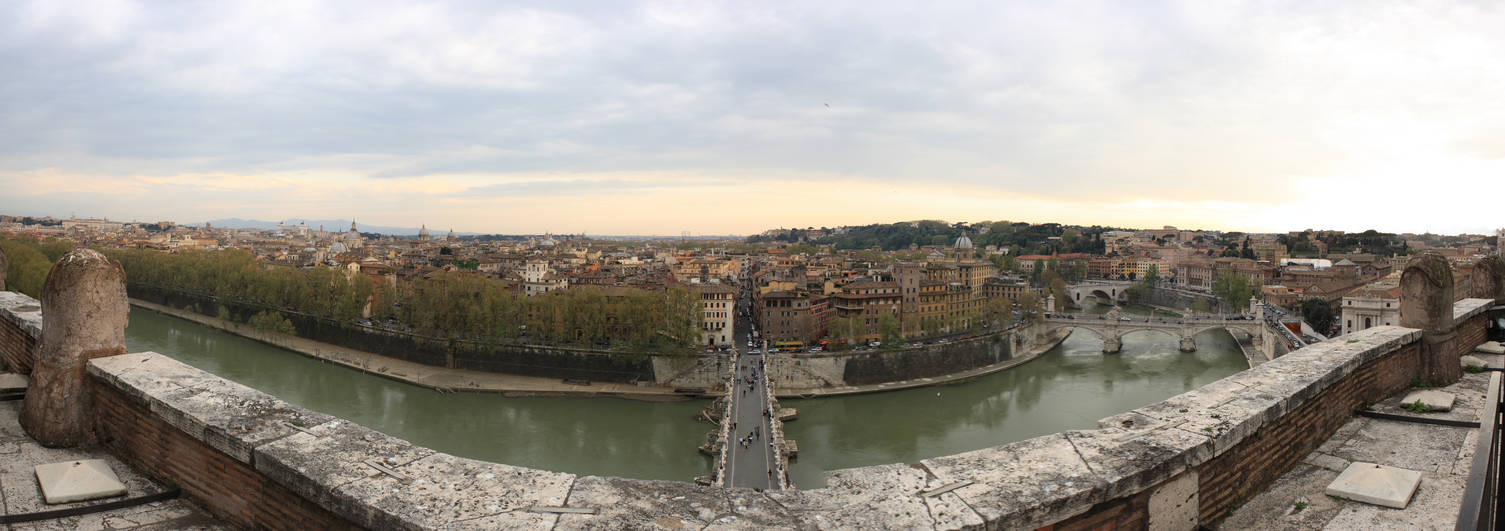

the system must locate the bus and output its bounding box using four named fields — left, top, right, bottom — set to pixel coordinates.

left=771, top=340, right=805, bottom=352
